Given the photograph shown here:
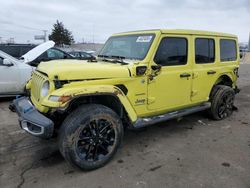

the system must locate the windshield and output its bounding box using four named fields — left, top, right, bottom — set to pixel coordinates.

left=99, top=34, right=155, bottom=60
